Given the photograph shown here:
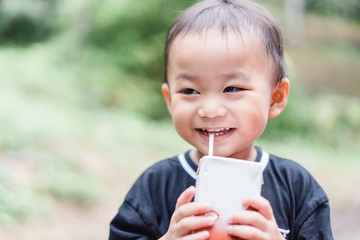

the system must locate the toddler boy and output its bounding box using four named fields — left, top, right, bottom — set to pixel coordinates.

left=109, top=0, right=333, bottom=239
